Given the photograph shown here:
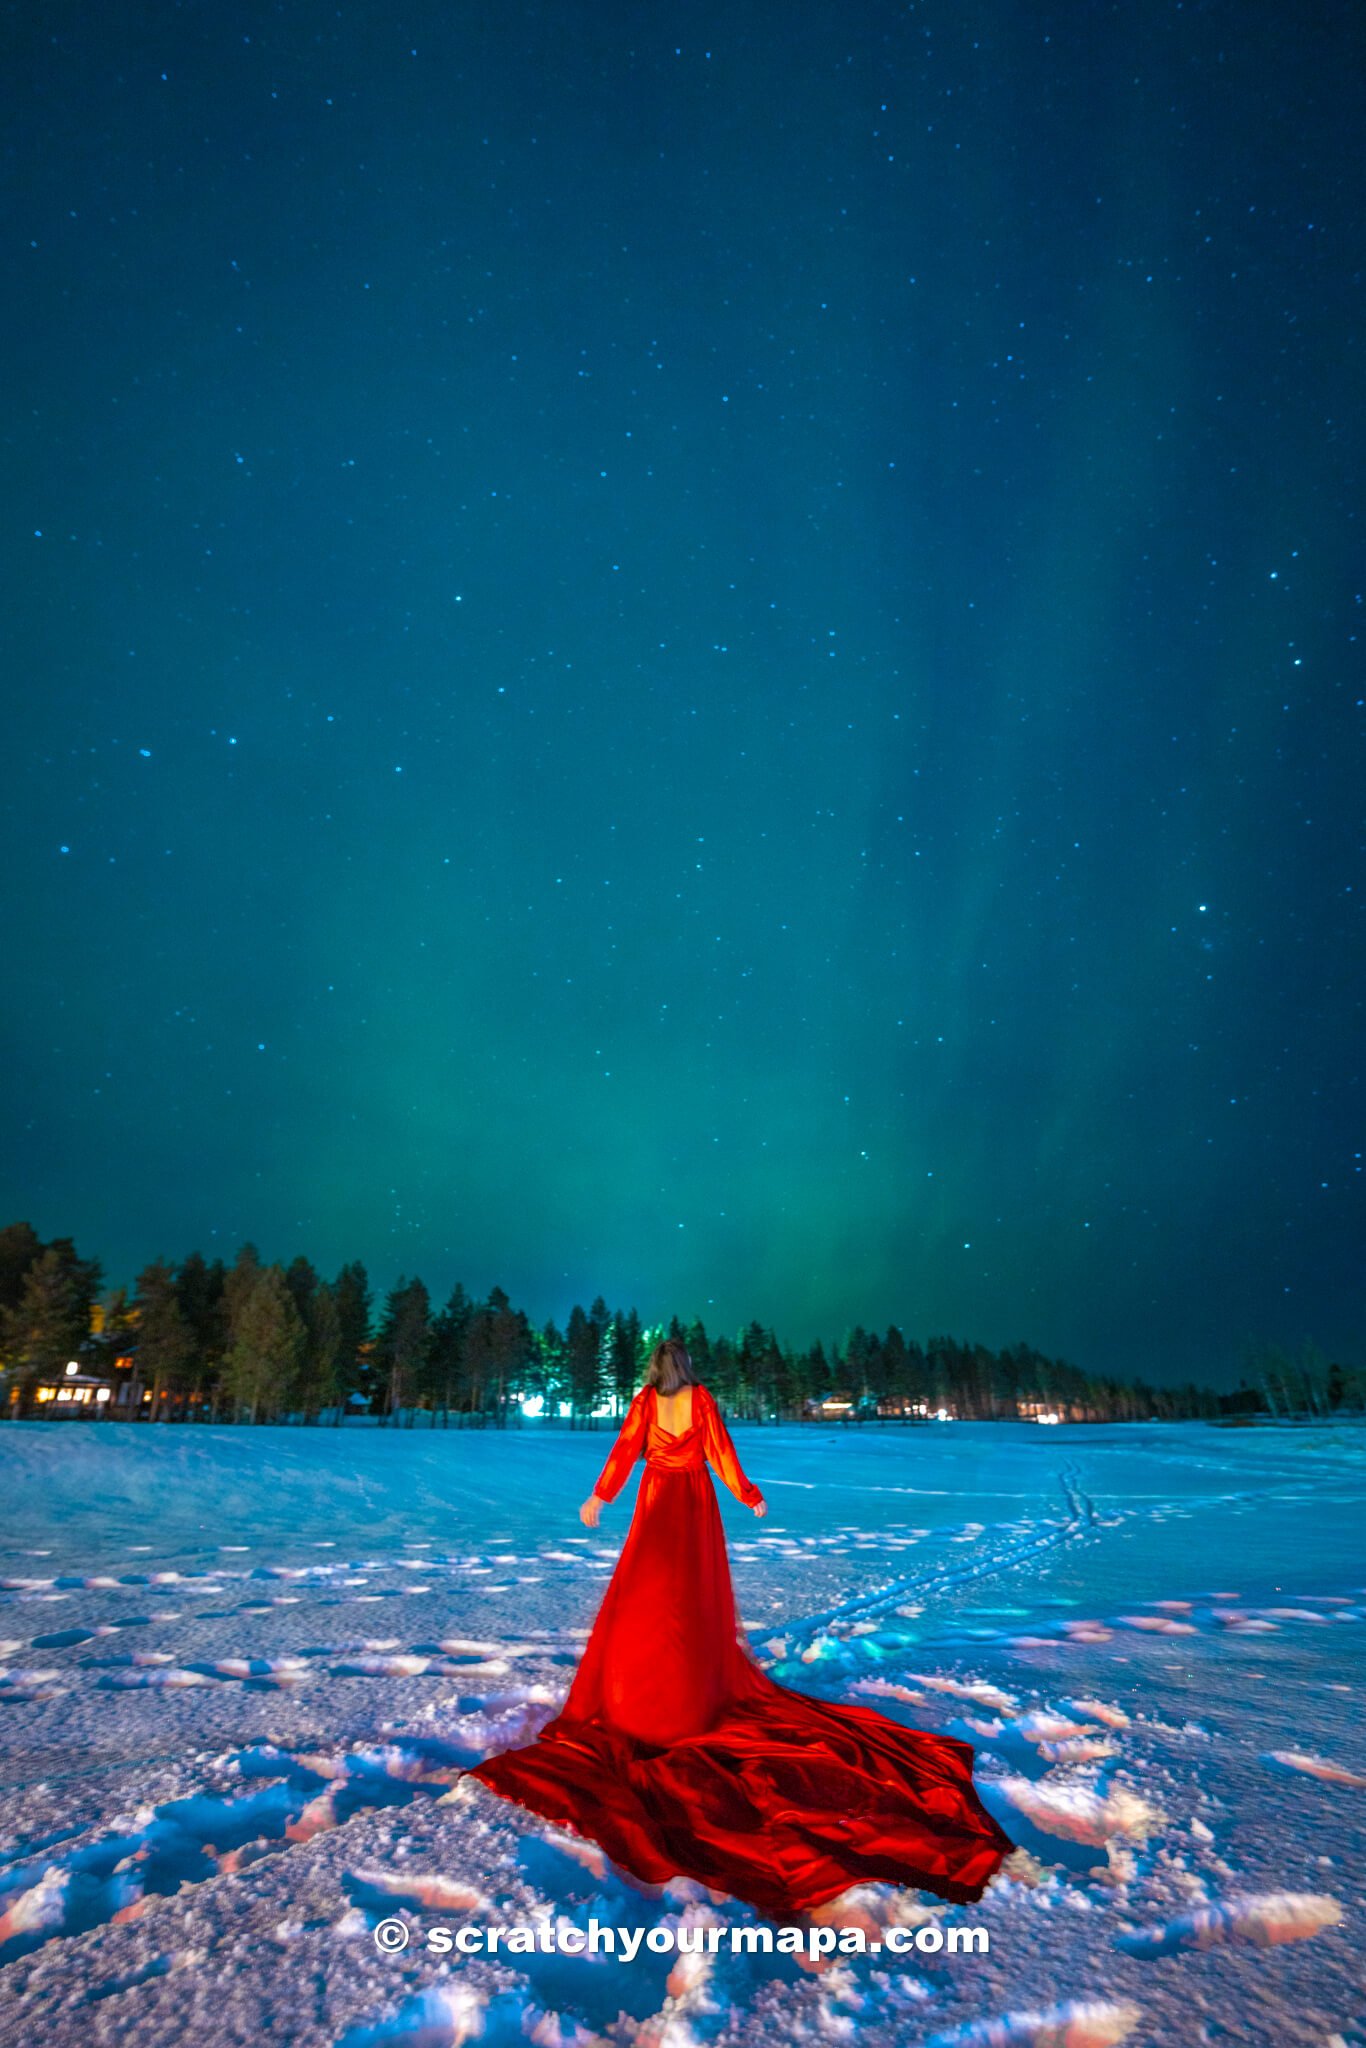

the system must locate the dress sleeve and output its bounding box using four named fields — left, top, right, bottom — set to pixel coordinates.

left=592, top=1387, right=650, bottom=1503
left=701, top=1386, right=764, bottom=1507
